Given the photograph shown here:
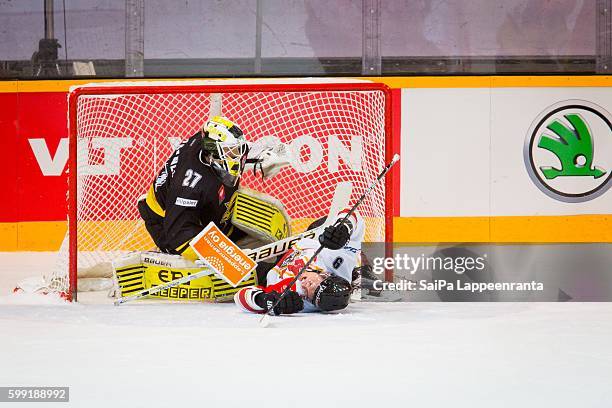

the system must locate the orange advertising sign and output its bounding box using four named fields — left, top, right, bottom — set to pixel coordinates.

left=189, top=222, right=257, bottom=287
